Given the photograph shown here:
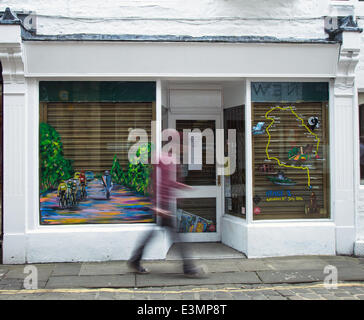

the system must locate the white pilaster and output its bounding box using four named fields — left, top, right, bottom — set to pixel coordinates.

left=333, top=28, right=362, bottom=255
left=0, top=24, right=27, bottom=263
